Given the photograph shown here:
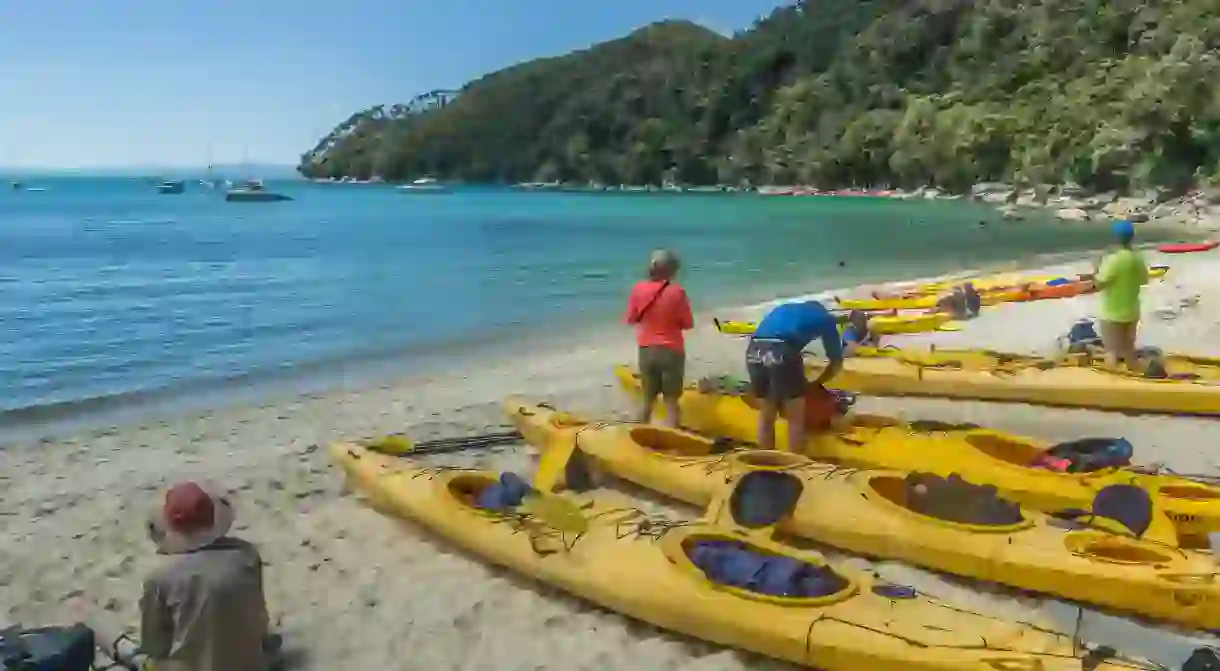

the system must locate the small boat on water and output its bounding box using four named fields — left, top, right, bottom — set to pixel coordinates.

left=225, top=179, right=291, bottom=202
left=397, top=176, right=447, bottom=193
left=156, top=180, right=185, bottom=194
left=10, top=181, right=21, bottom=191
